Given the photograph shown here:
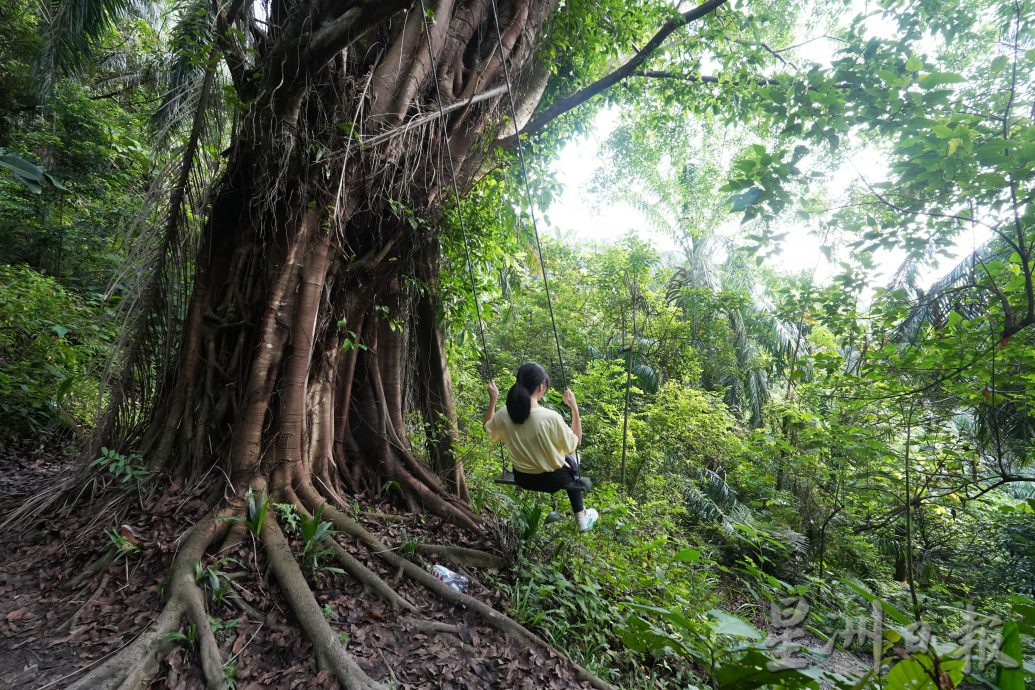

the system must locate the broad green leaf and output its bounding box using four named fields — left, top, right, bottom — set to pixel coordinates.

left=886, top=657, right=934, bottom=690
left=841, top=579, right=911, bottom=625
left=708, top=609, right=763, bottom=639
left=55, top=375, right=76, bottom=402
left=674, top=548, right=701, bottom=563
left=997, top=621, right=1023, bottom=690
left=918, top=72, right=965, bottom=88
left=715, top=649, right=832, bottom=690
left=731, top=187, right=764, bottom=212
left=0, top=153, right=44, bottom=181
left=43, top=172, right=69, bottom=191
